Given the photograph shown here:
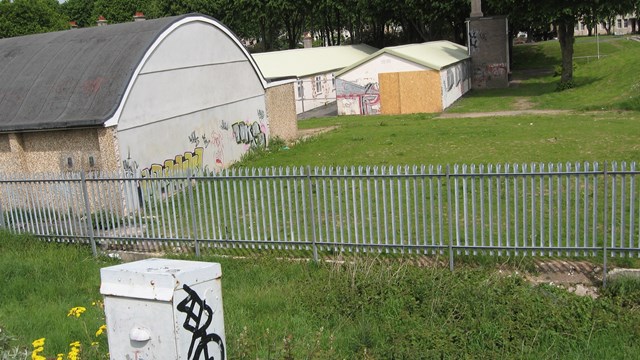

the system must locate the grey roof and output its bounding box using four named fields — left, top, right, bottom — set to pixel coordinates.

left=0, top=15, right=194, bottom=132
